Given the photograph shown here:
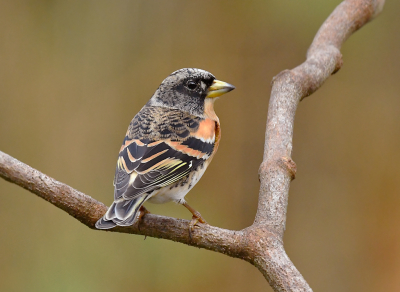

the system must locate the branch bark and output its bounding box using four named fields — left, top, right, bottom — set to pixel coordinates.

left=0, top=1, right=385, bottom=291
